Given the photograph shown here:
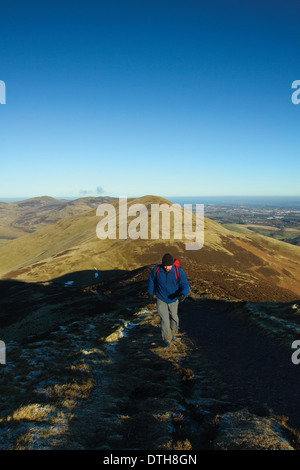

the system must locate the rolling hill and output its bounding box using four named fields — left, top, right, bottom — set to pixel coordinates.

left=0, top=195, right=116, bottom=241
left=0, top=195, right=299, bottom=302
